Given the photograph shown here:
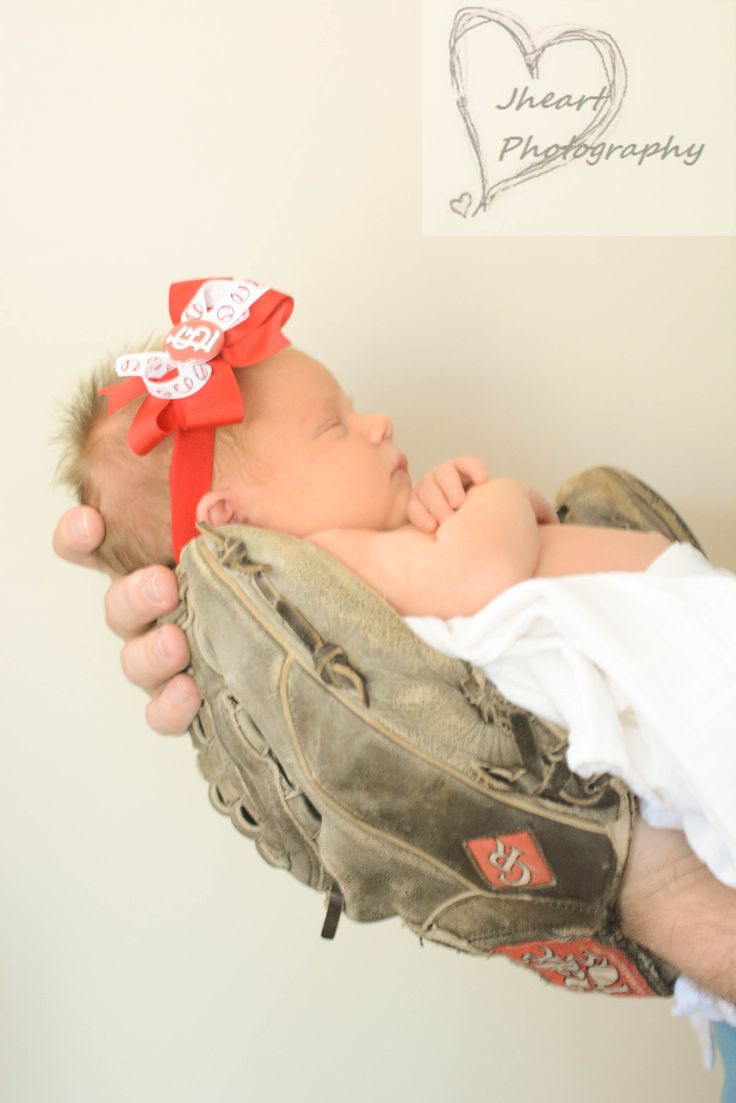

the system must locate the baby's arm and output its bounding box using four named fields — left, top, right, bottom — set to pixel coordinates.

left=306, top=478, right=541, bottom=618
left=407, top=456, right=558, bottom=532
